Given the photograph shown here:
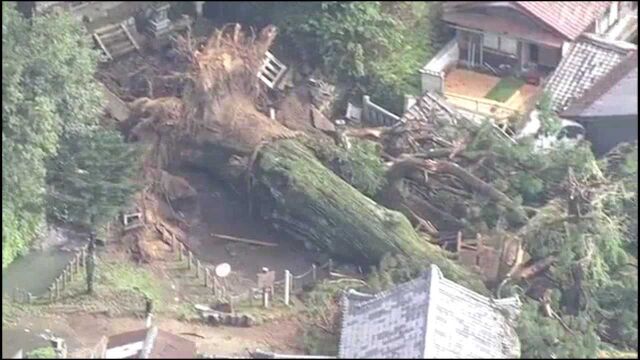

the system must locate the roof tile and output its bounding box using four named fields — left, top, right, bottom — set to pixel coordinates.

left=543, top=34, right=635, bottom=112
left=338, top=265, right=521, bottom=359
left=517, top=1, right=611, bottom=40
